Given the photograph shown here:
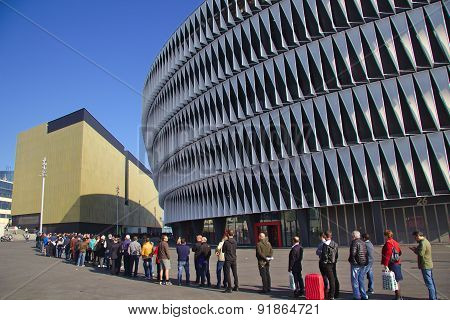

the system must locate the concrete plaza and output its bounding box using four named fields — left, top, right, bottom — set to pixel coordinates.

left=0, top=241, right=448, bottom=300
